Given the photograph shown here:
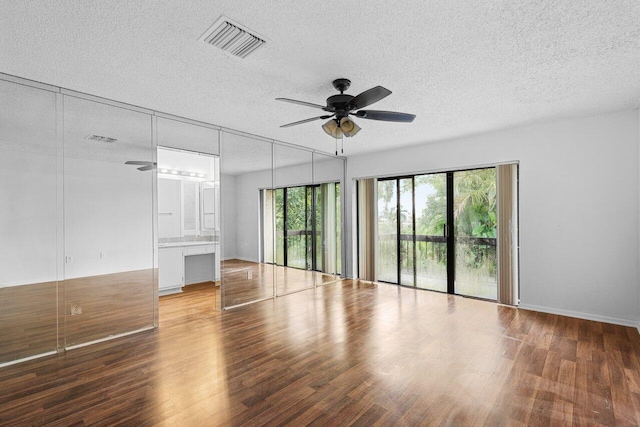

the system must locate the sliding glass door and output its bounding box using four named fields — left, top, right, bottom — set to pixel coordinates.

left=375, top=168, right=498, bottom=300
left=454, top=169, right=497, bottom=299
left=285, top=186, right=309, bottom=270
left=376, top=180, right=397, bottom=283
left=415, top=174, right=448, bottom=292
